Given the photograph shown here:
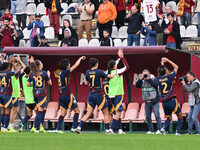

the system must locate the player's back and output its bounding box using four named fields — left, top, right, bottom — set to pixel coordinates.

left=158, top=71, right=176, bottom=101
left=0, top=71, right=15, bottom=95
left=58, top=69, right=71, bottom=96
